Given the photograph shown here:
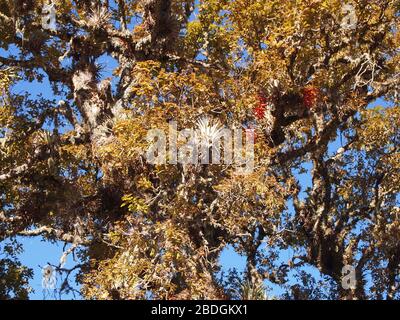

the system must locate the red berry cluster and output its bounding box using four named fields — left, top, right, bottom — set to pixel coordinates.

left=254, top=94, right=268, bottom=119
left=302, top=86, right=319, bottom=109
